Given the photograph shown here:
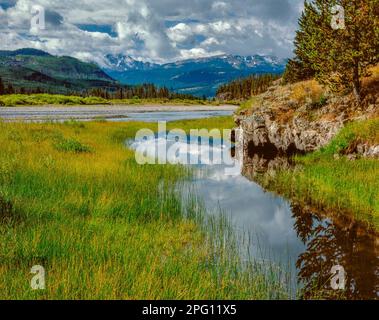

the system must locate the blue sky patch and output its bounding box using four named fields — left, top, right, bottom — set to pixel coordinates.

left=76, top=24, right=118, bottom=38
